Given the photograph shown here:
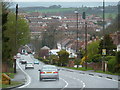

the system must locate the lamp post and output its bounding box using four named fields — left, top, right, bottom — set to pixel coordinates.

left=74, top=10, right=79, bottom=56
left=82, top=12, right=88, bottom=69
left=14, top=4, right=18, bottom=73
